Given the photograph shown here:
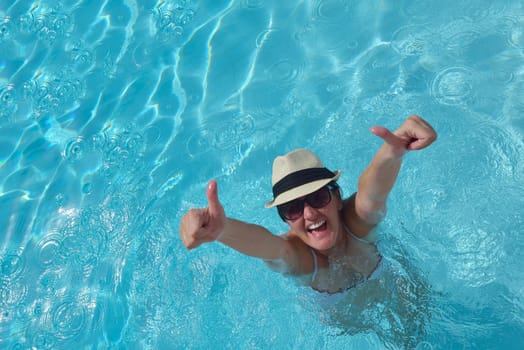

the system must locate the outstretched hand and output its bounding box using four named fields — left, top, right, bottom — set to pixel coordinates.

left=370, top=115, right=437, bottom=157
left=179, top=180, right=226, bottom=249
